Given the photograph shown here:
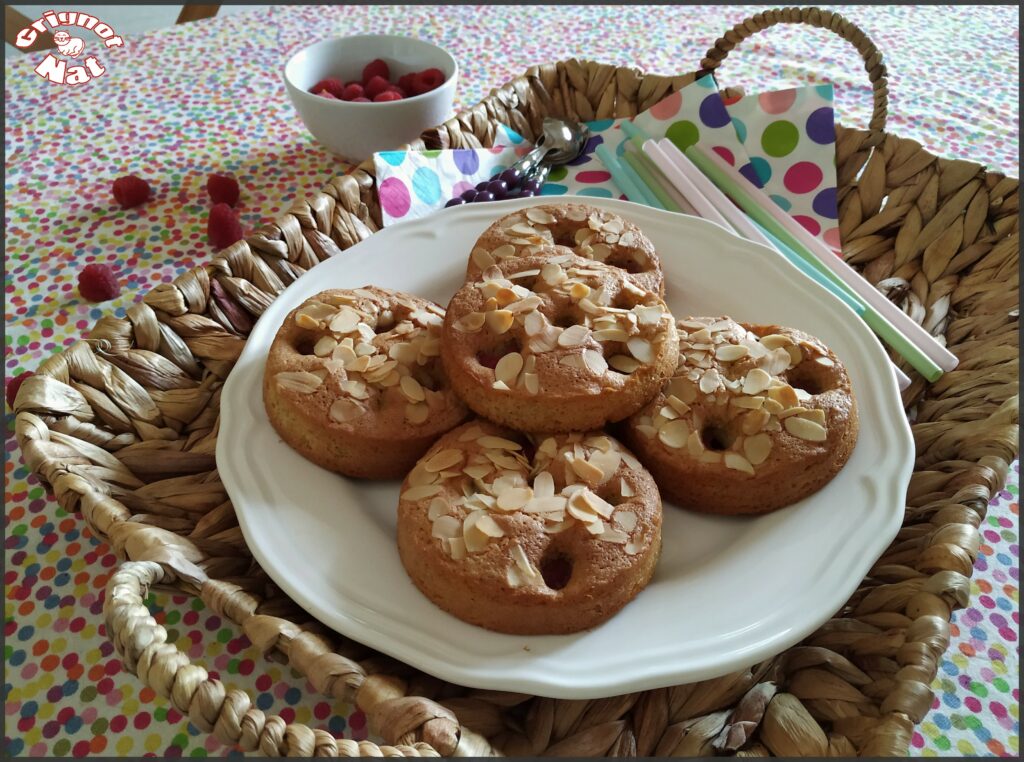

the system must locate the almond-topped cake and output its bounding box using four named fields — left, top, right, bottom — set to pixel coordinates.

left=465, top=202, right=664, bottom=295
left=441, top=254, right=678, bottom=432
left=622, top=316, right=858, bottom=515
left=263, top=287, right=468, bottom=479
left=396, top=420, right=662, bottom=634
